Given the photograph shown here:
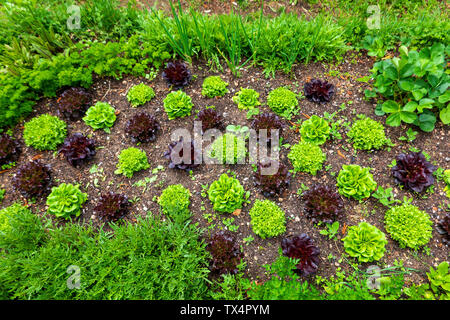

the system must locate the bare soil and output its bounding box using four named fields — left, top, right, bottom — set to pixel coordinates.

left=1, top=51, right=449, bottom=286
